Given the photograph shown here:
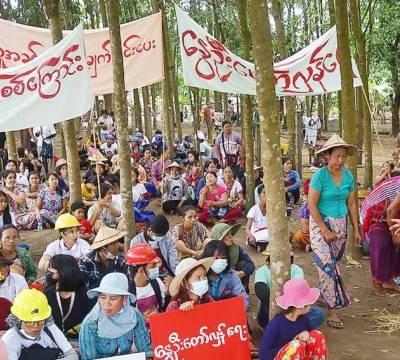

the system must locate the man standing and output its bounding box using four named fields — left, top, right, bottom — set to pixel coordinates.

left=214, top=120, right=245, bottom=175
